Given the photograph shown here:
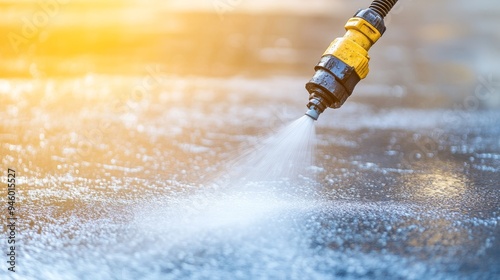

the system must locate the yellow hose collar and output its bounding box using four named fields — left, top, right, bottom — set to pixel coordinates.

left=322, top=17, right=382, bottom=79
